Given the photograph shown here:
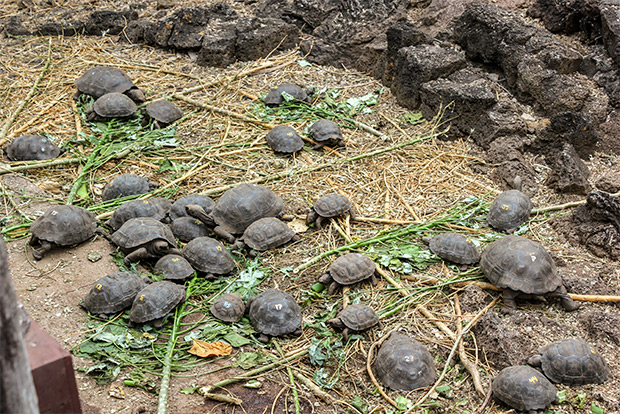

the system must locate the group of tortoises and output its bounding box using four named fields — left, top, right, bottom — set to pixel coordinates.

left=13, top=67, right=612, bottom=411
